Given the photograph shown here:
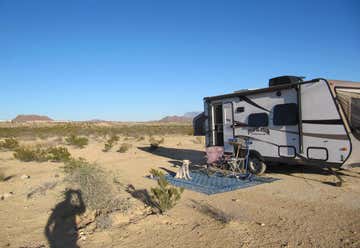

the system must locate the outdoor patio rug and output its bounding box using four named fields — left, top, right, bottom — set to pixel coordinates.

left=163, top=171, right=279, bottom=195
